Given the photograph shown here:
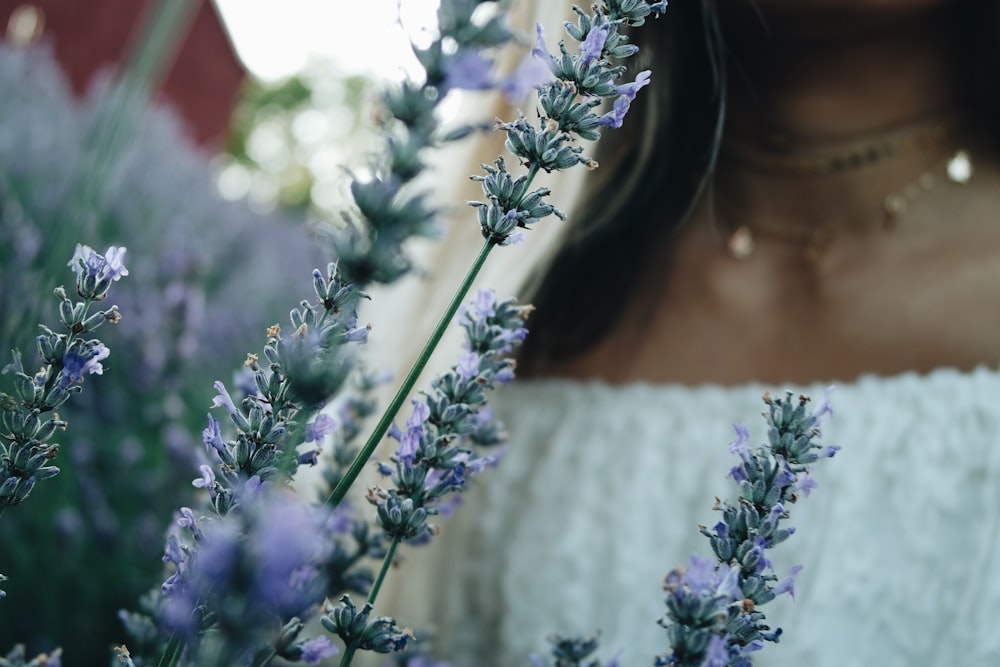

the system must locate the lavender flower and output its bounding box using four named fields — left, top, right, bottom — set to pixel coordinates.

left=329, top=1, right=521, bottom=284
left=468, top=3, right=658, bottom=247
left=375, top=289, right=528, bottom=541
left=580, top=24, right=611, bottom=64
left=158, top=491, right=335, bottom=662
left=530, top=635, right=620, bottom=667
left=497, top=55, right=552, bottom=103
left=68, top=244, right=129, bottom=299
left=59, top=342, right=110, bottom=385
left=0, top=36, right=331, bottom=660
left=658, top=391, right=838, bottom=666
left=307, top=288, right=530, bottom=664
left=442, top=49, right=495, bottom=91
left=135, top=258, right=377, bottom=664
left=320, top=595, right=410, bottom=655
left=0, top=249, right=123, bottom=514
left=305, top=413, right=339, bottom=443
